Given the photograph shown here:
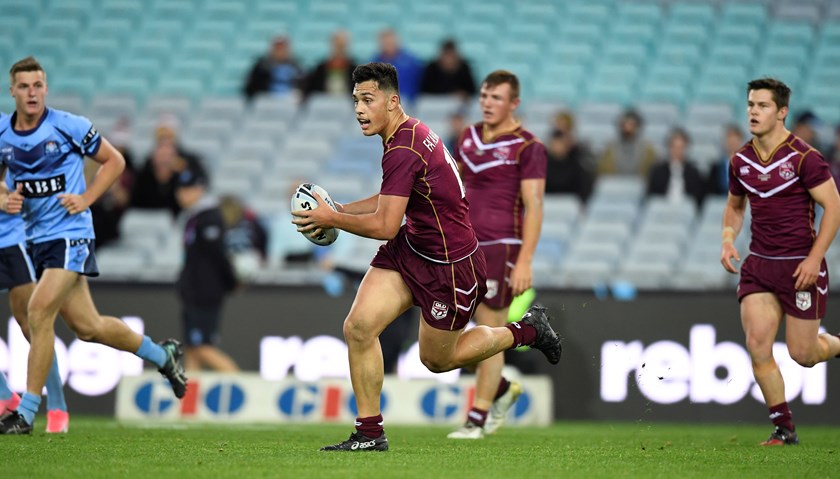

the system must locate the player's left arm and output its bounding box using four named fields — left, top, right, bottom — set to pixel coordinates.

left=510, top=178, right=545, bottom=296
left=59, top=137, right=126, bottom=215
left=795, top=177, right=840, bottom=289
left=293, top=191, right=408, bottom=241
